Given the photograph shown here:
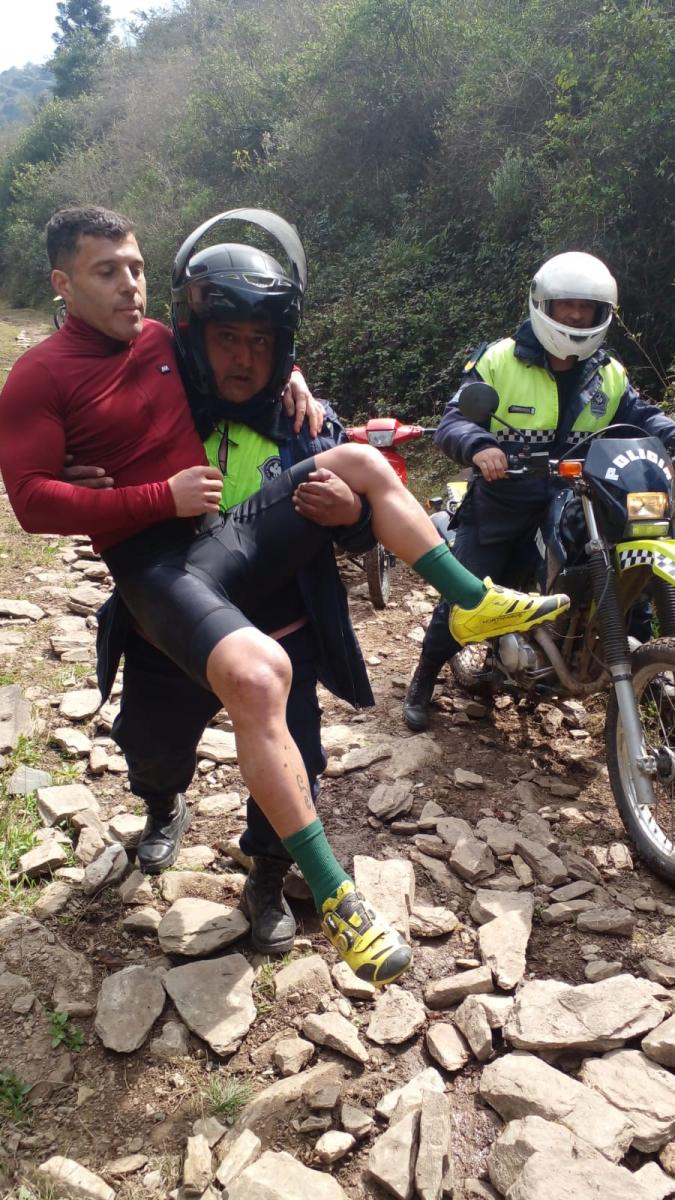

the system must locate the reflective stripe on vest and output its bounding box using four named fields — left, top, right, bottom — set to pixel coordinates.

left=476, top=337, right=627, bottom=447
